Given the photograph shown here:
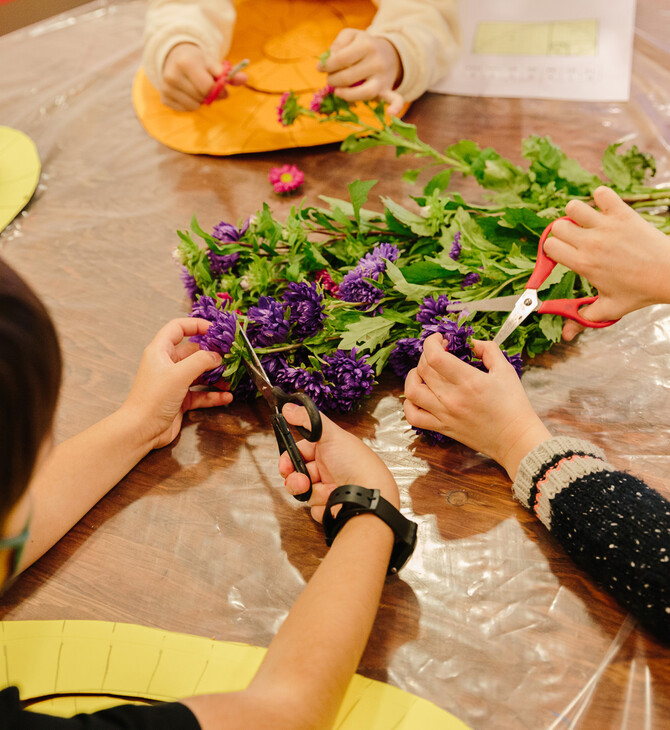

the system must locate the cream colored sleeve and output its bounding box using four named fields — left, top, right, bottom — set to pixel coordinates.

left=369, top=0, right=460, bottom=102
left=142, top=0, right=236, bottom=90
